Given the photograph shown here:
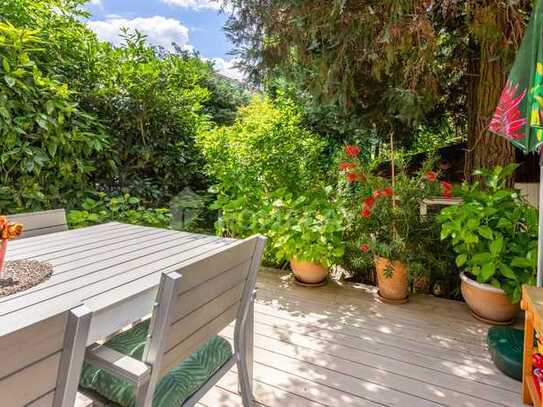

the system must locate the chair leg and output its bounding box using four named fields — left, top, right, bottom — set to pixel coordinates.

left=134, top=381, right=151, bottom=407
left=237, top=300, right=255, bottom=407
